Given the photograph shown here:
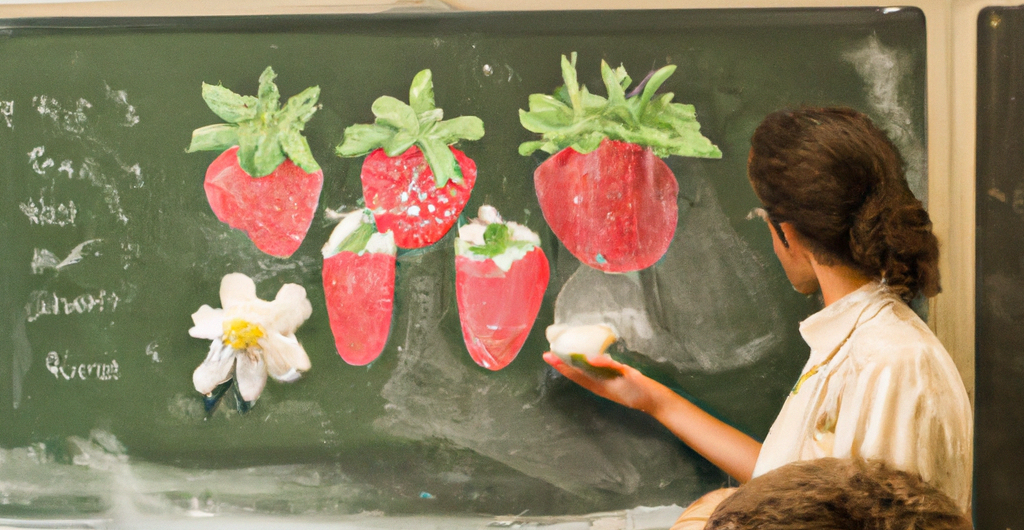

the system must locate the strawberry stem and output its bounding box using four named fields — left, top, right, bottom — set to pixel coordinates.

left=337, top=69, right=484, bottom=188
left=188, top=66, right=321, bottom=178
left=518, top=54, right=722, bottom=159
